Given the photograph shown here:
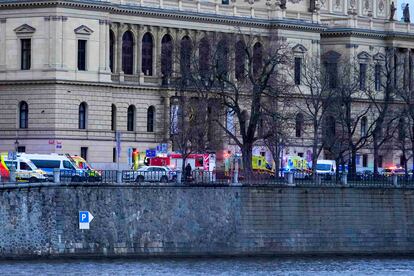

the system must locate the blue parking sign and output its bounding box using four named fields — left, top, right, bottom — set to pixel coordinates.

left=79, top=211, right=89, bottom=223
